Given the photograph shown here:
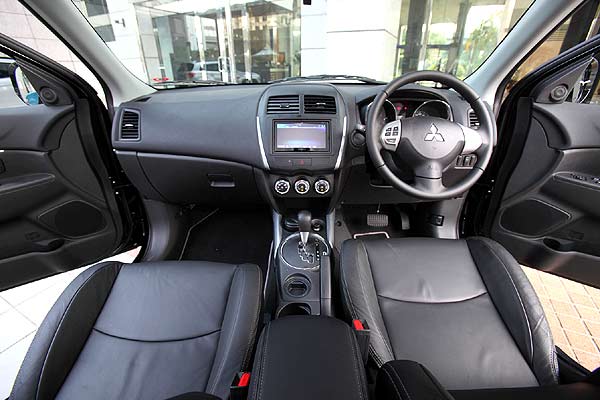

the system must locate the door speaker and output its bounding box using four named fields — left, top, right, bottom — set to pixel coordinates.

left=39, top=200, right=106, bottom=237
left=500, top=199, right=569, bottom=237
